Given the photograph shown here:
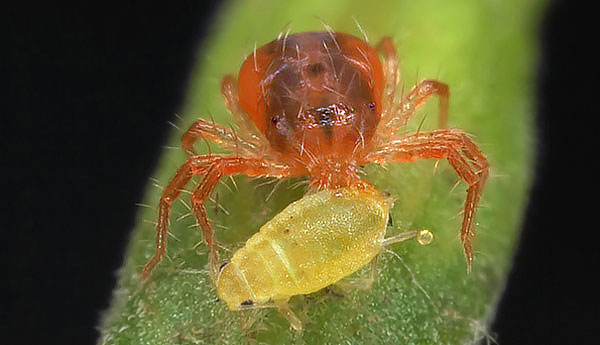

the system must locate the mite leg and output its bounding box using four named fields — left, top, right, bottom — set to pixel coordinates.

left=141, top=156, right=215, bottom=282
left=181, top=118, right=260, bottom=157
left=365, top=129, right=489, bottom=271
left=398, top=80, right=449, bottom=129
left=189, top=157, right=290, bottom=277
left=335, top=255, right=379, bottom=291
left=376, top=37, right=400, bottom=116
left=379, top=80, right=450, bottom=142
left=274, top=298, right=303, bottom=332
left=221, top=75, right=266, bottom=143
